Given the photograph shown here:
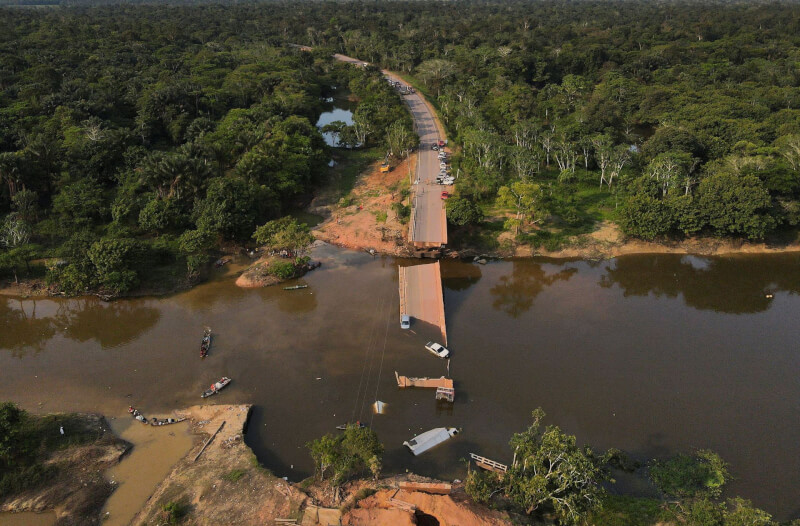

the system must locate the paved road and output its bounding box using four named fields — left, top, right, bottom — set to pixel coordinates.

left=333, top=55, right=448, bottom=247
